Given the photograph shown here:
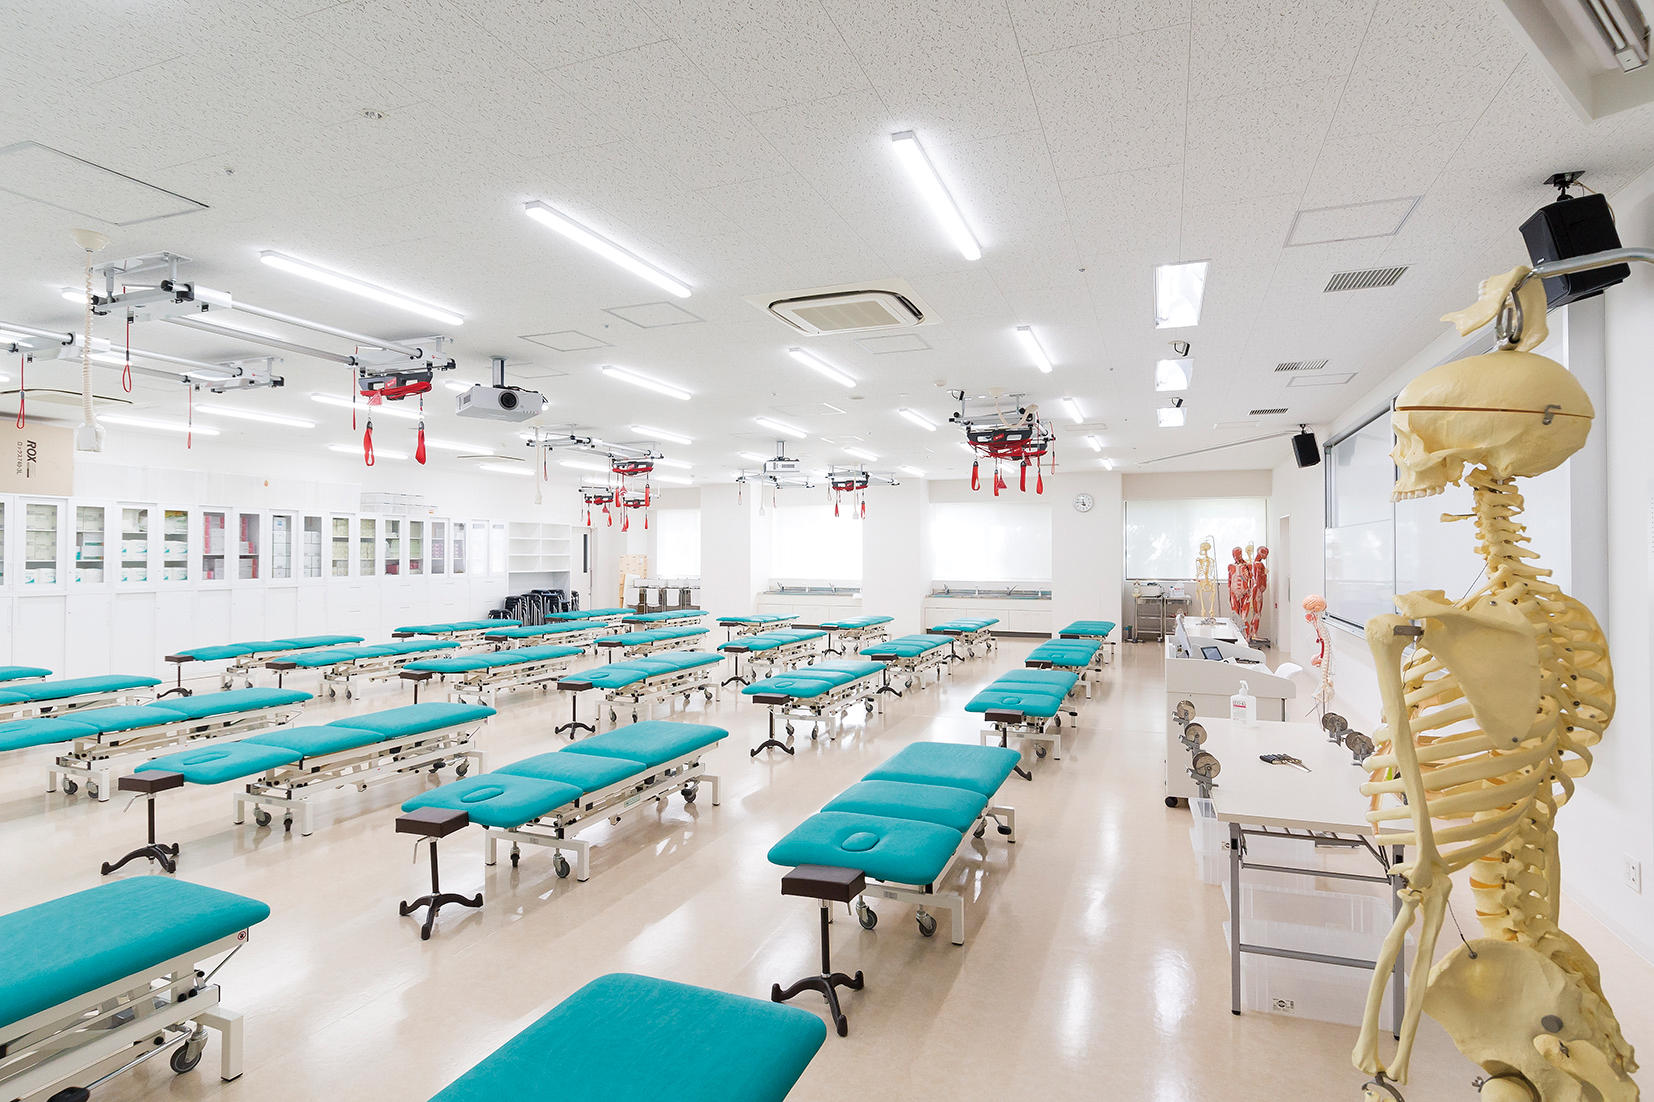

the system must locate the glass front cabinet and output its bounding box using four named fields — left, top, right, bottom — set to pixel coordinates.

left=329, top=516, right=350, bottom=577
left=23, top=501, right=63, bottom=585
left=201, top=510, right=228, bottom=582
left=73, top=505, right=106, bottom=584
left=120, top=506, right=151, bottom=583
left=162, top=509, right=189, bottom=582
